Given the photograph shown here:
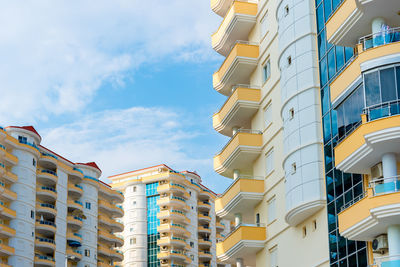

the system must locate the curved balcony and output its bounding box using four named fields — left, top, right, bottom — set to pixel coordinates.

left=113, top=204, right=124, bottom=217
left=335, top=113, right=400, bottom=174
left=339, top=178, right=400, bottom=241
left=0, top=183, right=16, bottom=201
left=3, top=170, right=17, bottom=183
left=0, top=223, right=15, bottom=238
left=158, top=250, right=188, bottom=264
left=36, top=186, right=57, bottom=202
left=326, top=0, right=400, bottom=46
left=67, top=231, right=82, bottom=244
left=198, top=214, right=212, bottom=223
left=112, top=190, right=124, bottom=203
left=198, top=201, right=211, bottom=211
left=213, top=86, right=261, bottom=136
left=211, top=0, right=233, bottom=17
left=213, top=43, right=259, bottom=96
left=157, top=183, right=187, bottom=195
left=157, top=223, right=190, bottom=238
left=68, top=167, right=84, bottom=184
left=34, top=255, right=55, bottom=267
left=36, top=203, right=57, bottom=218
left=3, top=151, right=17, bottom=166
left=67, top=183, right=83, bottom=198
left=215, top=177, right=264, bottom=219
left=0, top=203, right=16, bottom=220
left=157, top=209, right=187, bottom=222
left=330, top=40, right=400, bottom=103
left=111, top=219, right=124, bottom=233
left=216, top=224, right=266, bottom=265
left=198, top=225, right=212, bottom=235
left=35, top=220, right=56, bottom=235
left=198, top=238, right=212, bottom=249
left=67, top=199, right=83, bottom=211
left=214, top=130, right=263, bottom=177
left=98, top=244, right=112, bottom=258
left=35, top=237, right=56, bottom=253
left=98, top=199, right=113, bottom=212
left=216, top=222, right=225, bottom=232
left=110, top=249, right=124, bottom=262
left=36, top=169, right=58, bottom=185
left=157, top=196, right=187, bottom=209
left=0, top=243, right=14, bottom=256
left=199, top=251, right=212, bottom=261
left=38, top=153, right=57, bottom=169
left=212, top=1, right=257, bottom=56
left=66, top=216, right=83, bottom=230
left=157, top=236, right=187, bottom=248
left=98, top=214, right=113, bottom=228
left=98, top=229, right=123, bottom=246
left=66, top=248, right=82, bottom=262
